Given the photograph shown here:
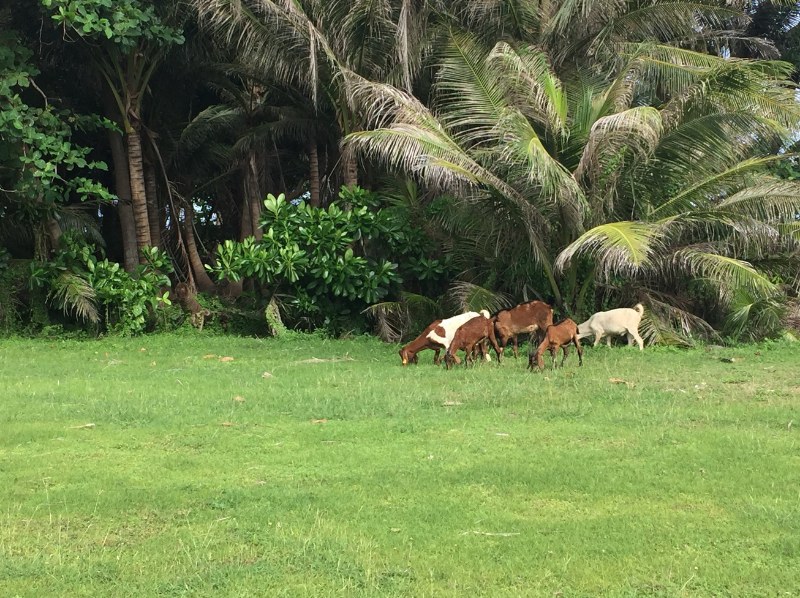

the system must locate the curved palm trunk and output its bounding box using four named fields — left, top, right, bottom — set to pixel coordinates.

left=126, top=123, right=152, bottom=257
left=182, top=203, right=217, bottom=294
left=308, top=142, right=321, bottom=207
left=145, top=160, right=161, bottom=249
